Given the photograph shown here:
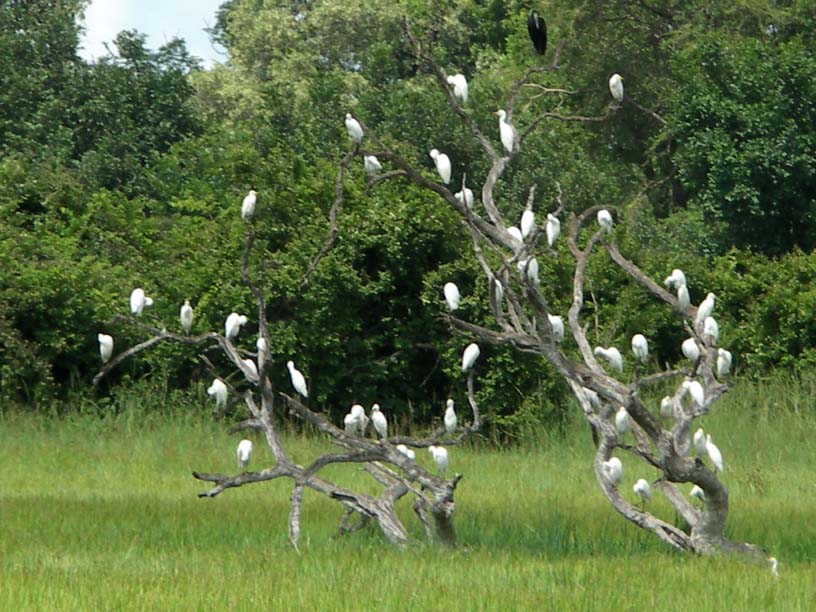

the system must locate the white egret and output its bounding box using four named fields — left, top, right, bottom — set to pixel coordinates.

left=180, top=300, right=194, bottom=334
left=703, top=316, right=719, bottom=344
left=428, top=445, right=449, bottom=474
left=351, top=404, right=368, bottom=435
left=429, top=149, right=452, bottom=184
left=706, top=434, right=723, bottom=472
left=633, top=478, right=652, bottom=505
left=527, top=11, right=547, bottom=55
left=371, top=404, right=388, bottom=439
left=492, top=277, right=504, bottom=305
left=693, top=428, right=707, bottom=457
left=690, top=484, right=706, bottom=503
left=241, top=189, right=257, bottom=221
left=397, top=444, right=416, bottom=460
left=446, top=73, right=468, bottom=103
left=631, top=334, right=648, bottom=363
left=520, top=208, right=535, bottom=239
left=242, top=358, right=259, bottom=381
left=545, top=213, right=561, bottom=246
left=256, top=336, right=268, bottom=372
left=547, top=313, right=564, bottom=343
left=98, top=333, right=114, bottom=363
left=444, top=282, right=461, bottom=312
left=683, top=380, right=704, bottom=407
left=695, top=292, right=716, bottom=327
left=287, top=360, right=308, bottom=398
left=594, top=346, right=623, bottom=373
left=660, top=395, right=673, bottom=418
left=768, top=557, right=780, bottom=578
left=207, top=379, right=228, bottom=408
left=495, top=109, right=517, bottom=154
left=677, top=284, right=691, bottom=311
left=663, top=269, right=687, bottom=290
left=130, top=288, right=154, bottom=316
left=518, top=257, right=539, bottom=285
left=609, top=73, right=624, bottom=102
left=615, top=407, right=630, bottom=436
left=717, top=348, right=733, bottom=377
left=363, top=155, right=382, bottom=176
left=345, top=113, right=363, bottom=143
left=602, top=457, right=623, bottom=484
left=237, top=439, right=253, bottom=470
left=597, top=209, right=613, bottom=233
left=462, top=343, right=481, bottom=372
left=681, top=338, right=700, bottom=363
left=454, top=187, right=474, bottom=210
left=507, top=225, right=523, bottom=246
left=444, top=398, right=457, bottom=435
left=225, top=312, right=248, bottom=339
left=344, top=412, right=357, bottom=434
